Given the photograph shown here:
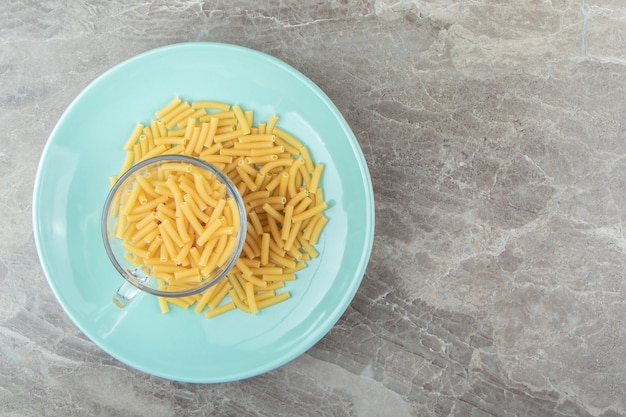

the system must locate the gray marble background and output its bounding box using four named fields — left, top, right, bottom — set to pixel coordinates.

left=2, top=1, right=625, bottom=416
